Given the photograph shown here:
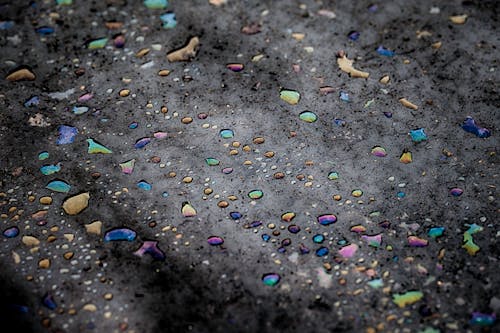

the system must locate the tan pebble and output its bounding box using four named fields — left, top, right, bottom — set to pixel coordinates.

left=38, top=258, right=50, bottom=269
left=1, top=214, right=7, bottom=219
left=431, top=41, right=442, bottom=49
left=203, top=188, right=213, bottom=195
left=50, top=226, right=58, bottom=232
left=296, top=174, right=305, bottom=181
left=91, top=172, right=101, bottom=179
left=449, top=14, right=467, bottom=24
left=399, top=98, right=418, bottom=110
left=161, top=106, right=168, bottom=113
left=305, top=160, right=314, bottom=166
left=68, top=308, right=77, bottom=315
left=150, top=156, right=161, bottom=163
left=338, top=278, right=346, bottom=285
left=105, top=21, right=123, bottom=29
left=85, top=221, right=102, bottom=235
left=217, top=201, right=229, bottom=208
left=337, top=52, right=370, bottom=78
left=182, top=176, right=193, bottom=183
left=243, top=160, right=252, bottom=165
left=104, top=311, right=112, bottom=319
left=227, top=195, right=237, bottom=201
left=41, top=318, right=51, bottom=328
left=264, top=151, right=275, bottom=158
left=104, top=293, right=113, bottom=300
left=232, top=141, right=241, bottom=148
left=379, top=75, right=390, bottom=84
left=83, top=304, right=97, bottom=312
left=119, top=89, right=130, bottom=97
left=229, top=149, right=238, bottom=155
left=9, top=206, right=17, bottom=213
left=158, top=69, right=171, bottom=76
left=166, top=37, right=200, bottom=62
left=47, top=235, right=57, bottom=243
left=12, top=251, right=20, bottom=264
left=28, top=195, right=36, bottom=202
left=168, top=171, right=176, bottom=178
left=366, top=327, right=376, bottom=333
left=146, top=102, right=153, bottom=108
left=22, top=236, right=40, bottom=247
left=253, top=137, right=265, bottom=144
left=274, top=172, right=285, bottom=179
left=39, top=196, right=53, bottom=205
left=62, top=192, right=90, bottom=215
left=64, top=233, right=74, bottom=242
left=305, top=182, right=313, bottom=187
left=181, top=117, right=193, bottom=124
left=242, top=145, right=251, bottom=152
left=267, top=223, right=276, bottom=229
left=6, top=68, right=36, bottom=81
left=64, top=252, right=74, bottom=260
left=135, top=48, right=150, bottom=58
left=292, top=32, right=305, bottom=41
